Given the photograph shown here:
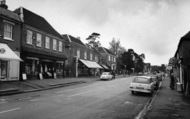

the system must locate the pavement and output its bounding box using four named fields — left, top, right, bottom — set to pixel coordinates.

left=0, top=75, right=126, bottom=96
left=144, top=76, right=190, bottom=119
